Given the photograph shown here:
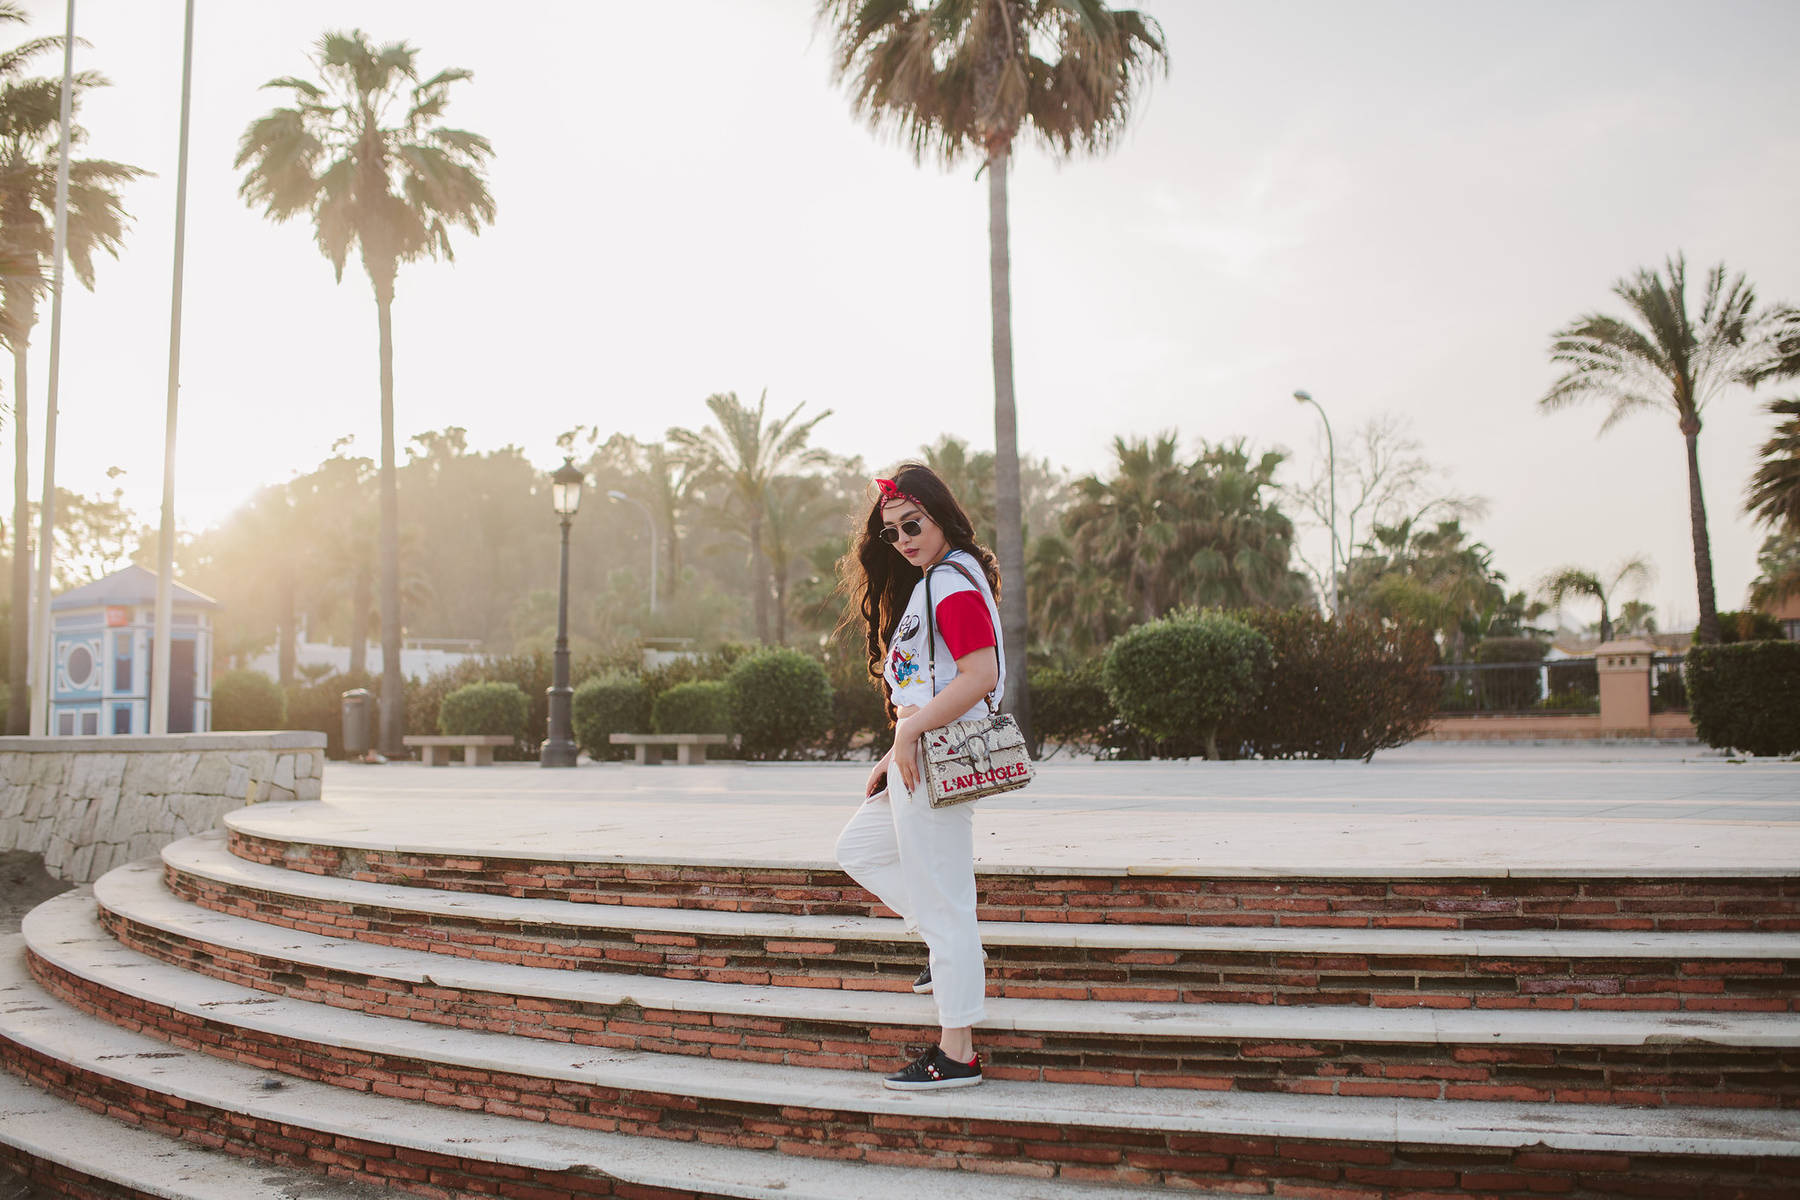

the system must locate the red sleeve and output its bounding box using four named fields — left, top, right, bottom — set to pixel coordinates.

left=934, top=590, right=996, bottom=660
